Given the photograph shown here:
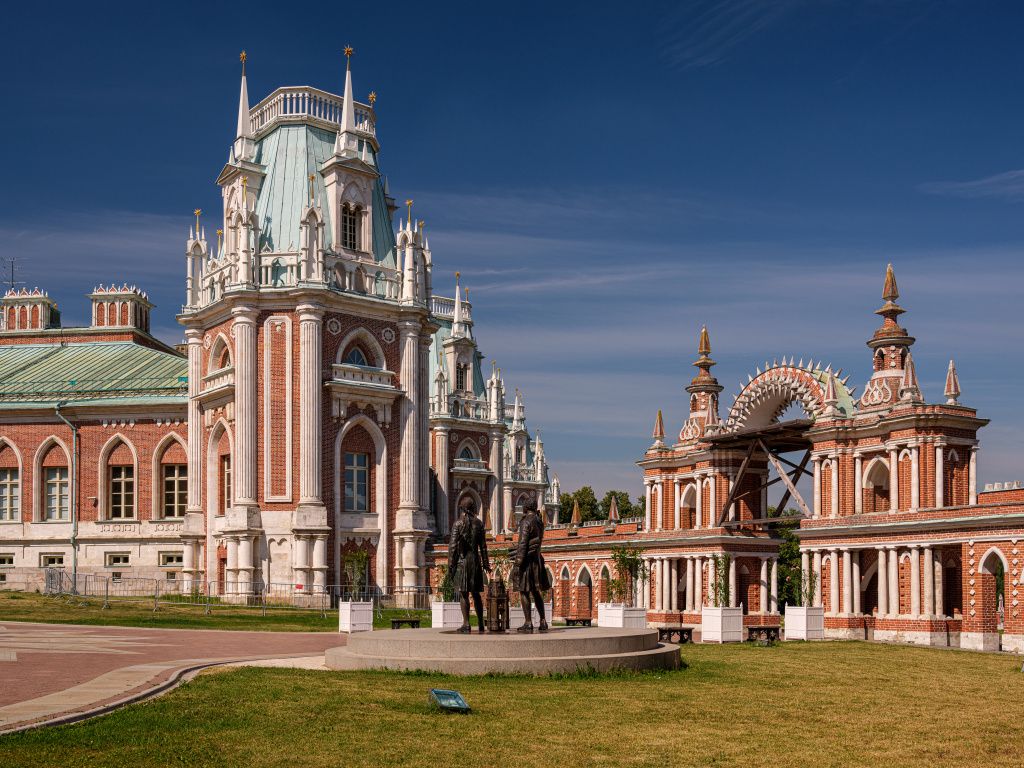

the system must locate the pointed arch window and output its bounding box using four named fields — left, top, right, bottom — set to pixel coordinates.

left=109, top=465, right=135, bottom=519
left=45, top=468, right=69, bottom=521
left=459, top=446, right=476, bottom=461
left=0, top=469, right=18, bottom=521
left=344, top=347, right=369, bottom=367
left=342, top=204, right=361, bottom=251
left=455, top=364, right=469, bottom=392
